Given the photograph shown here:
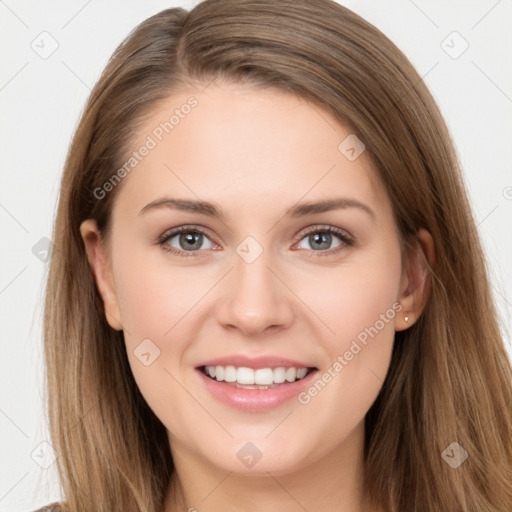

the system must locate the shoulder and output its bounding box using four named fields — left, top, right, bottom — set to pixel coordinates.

left=31, top=503, right=63, bottom=512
